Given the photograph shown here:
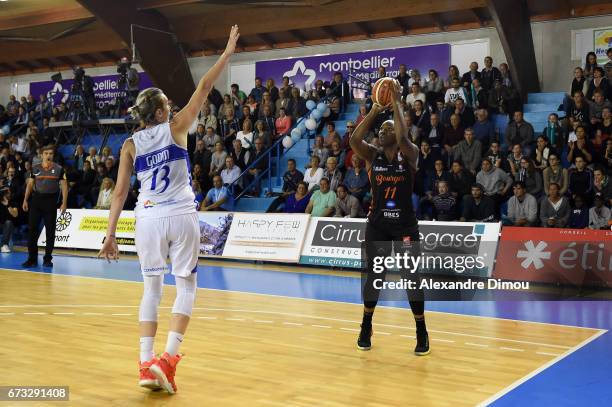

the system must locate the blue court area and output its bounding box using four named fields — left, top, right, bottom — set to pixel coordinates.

left=1, top=251, right=610, bottom=406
